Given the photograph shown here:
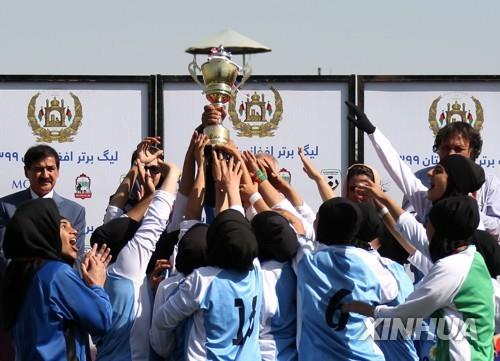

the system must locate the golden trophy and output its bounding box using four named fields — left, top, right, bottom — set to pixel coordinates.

left=188, top=45, right=250, bottom=144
